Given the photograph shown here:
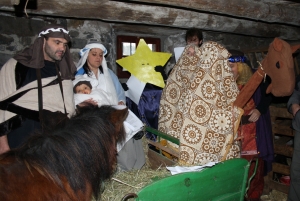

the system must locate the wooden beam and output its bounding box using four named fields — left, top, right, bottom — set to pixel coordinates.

left=127, top=0, right=300, bottom=26
left=1, top=0, right=300, bottom=39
